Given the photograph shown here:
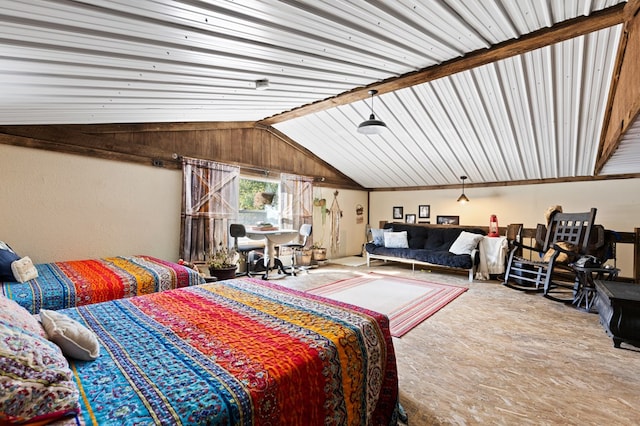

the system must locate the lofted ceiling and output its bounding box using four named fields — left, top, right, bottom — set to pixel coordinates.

left=1, top=0, right=639, bottom=189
